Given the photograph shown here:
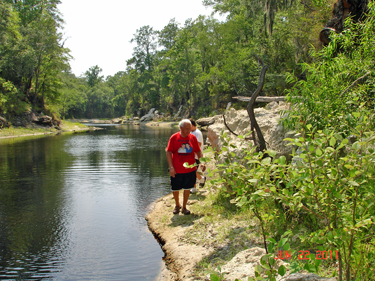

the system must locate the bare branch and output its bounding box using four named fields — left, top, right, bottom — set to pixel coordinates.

left=222, top=114, right=253, bottom=140
left=340, top=71, right=371, bottom=97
